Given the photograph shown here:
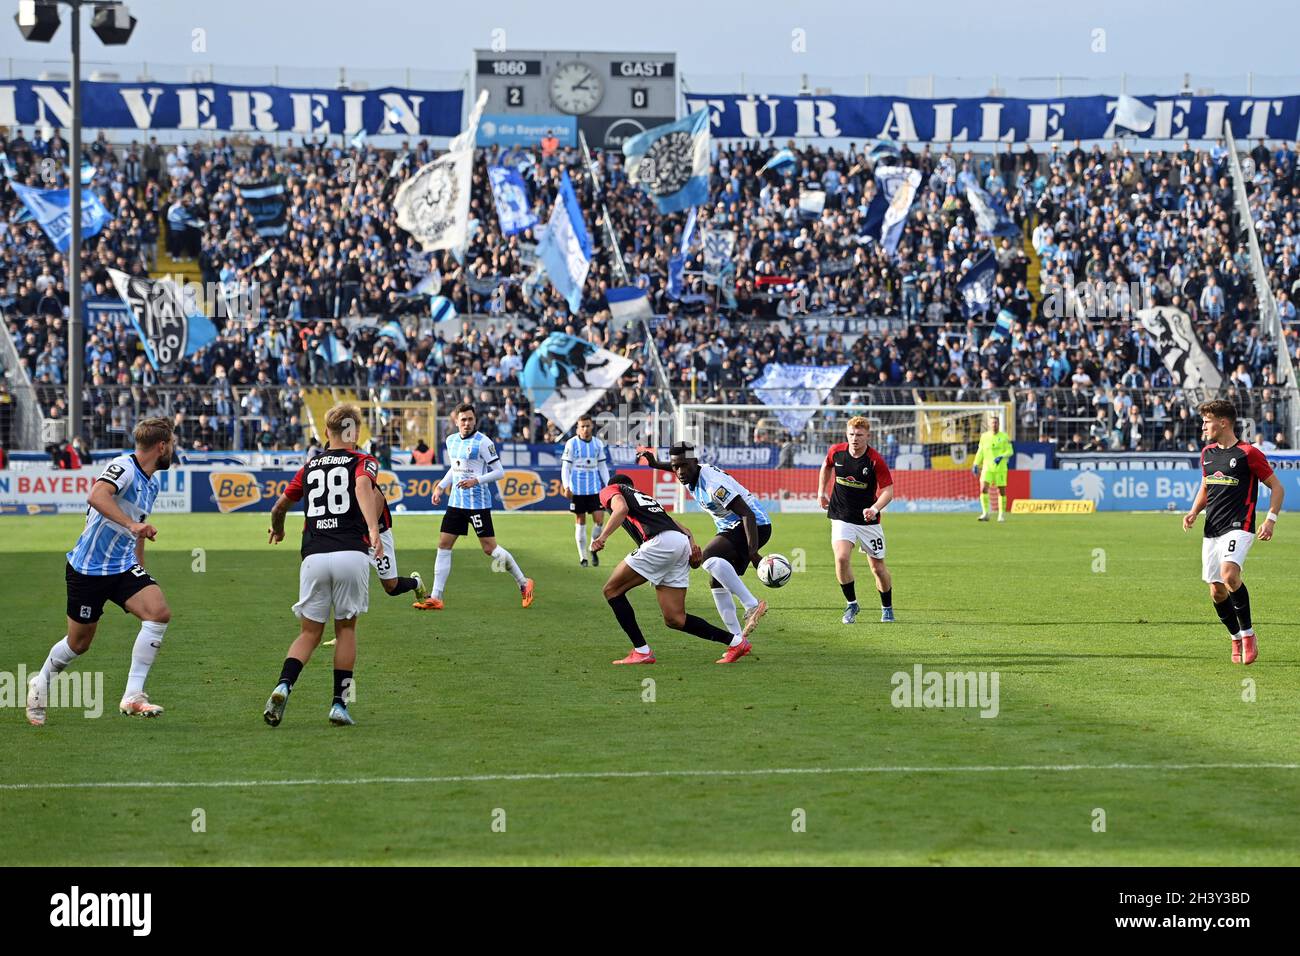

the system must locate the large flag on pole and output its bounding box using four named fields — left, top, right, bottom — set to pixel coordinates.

left=859, top=165, right=921, bottom=256
left=536, top=170, right=592, bottom=314
left=701, top=227, right=736, bottom=285
left=959, top=171, right=1020, bottom=238
left=520, top=332, right=633, bottom=431
left=622, top=109, right=711, bottom=214
left=1137, top=306, right=1223, bottom=390
left=606, top=286, right=654, bottom=329
left=1114, top=94, right=1157, bottom=133
left=487, top=164, right=538, bottom=237
left=107, top=269, right=217, bottom=370
left=393, top=90, right=487, bottom=252
left=11, top=181, right=111, bottom=253
left=957, top=252, right=998, bottom=317
left=749, top=363, right=850, bottom=434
